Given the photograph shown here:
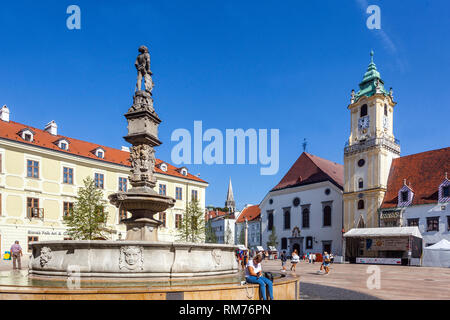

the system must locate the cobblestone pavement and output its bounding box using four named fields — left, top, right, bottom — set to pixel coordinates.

left=261, top=259, right=450, bottom=300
